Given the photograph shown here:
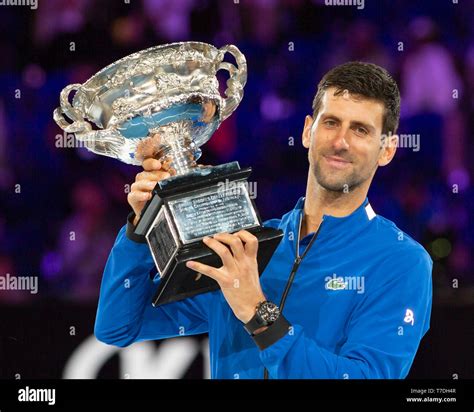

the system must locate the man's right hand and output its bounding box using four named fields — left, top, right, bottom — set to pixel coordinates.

left=127, top=158, right=172, bottom=226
